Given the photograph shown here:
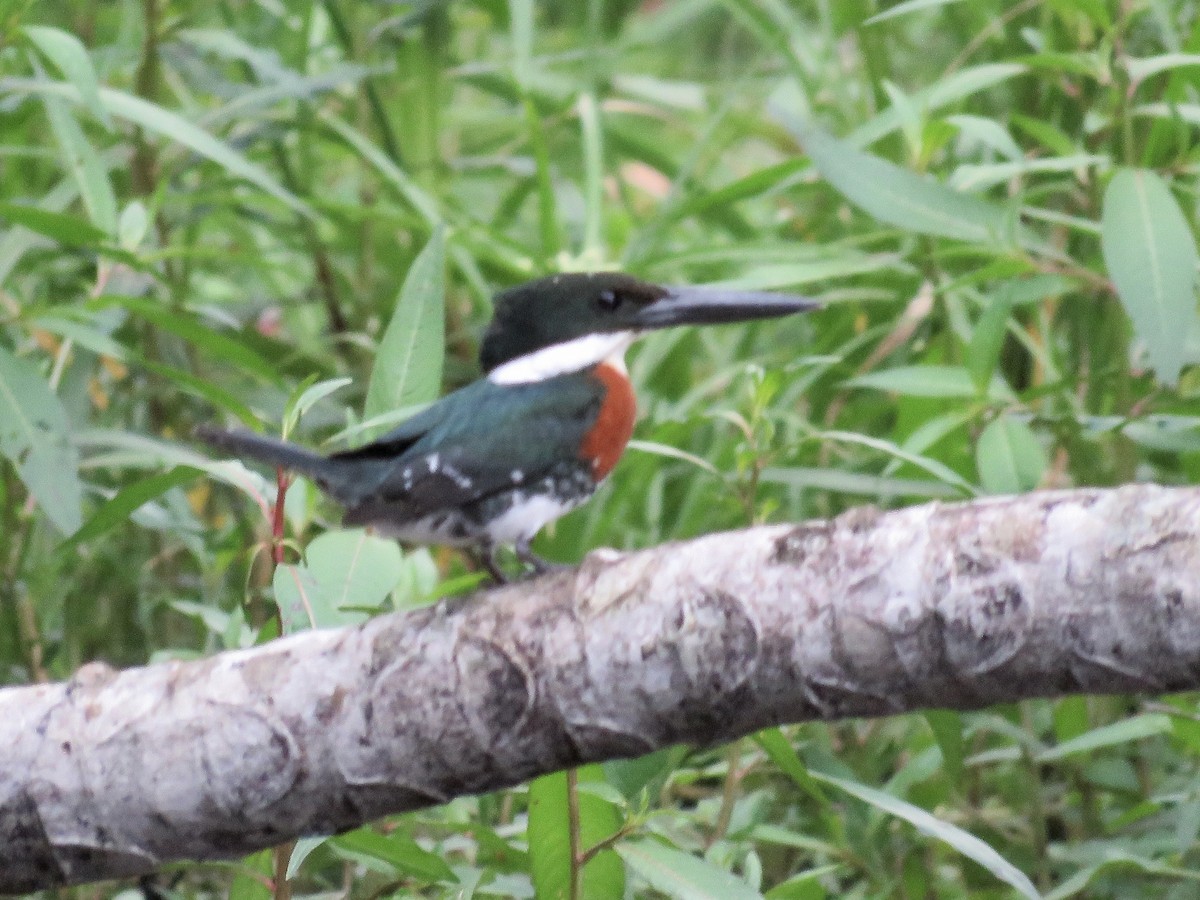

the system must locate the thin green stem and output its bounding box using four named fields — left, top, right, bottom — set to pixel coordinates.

left=707, top=740, right=744, bottom=848
left=321, top=0, right=404, bottom=165
left=567, top=768, right=583, bottom=900
left=579, top=821, right=638, bottom=868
